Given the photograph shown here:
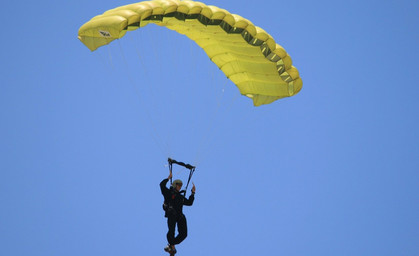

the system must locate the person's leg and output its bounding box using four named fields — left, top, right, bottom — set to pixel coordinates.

left=167, top=216, right=177, bottom=246
left=174, top=214, right=188, bottom=244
